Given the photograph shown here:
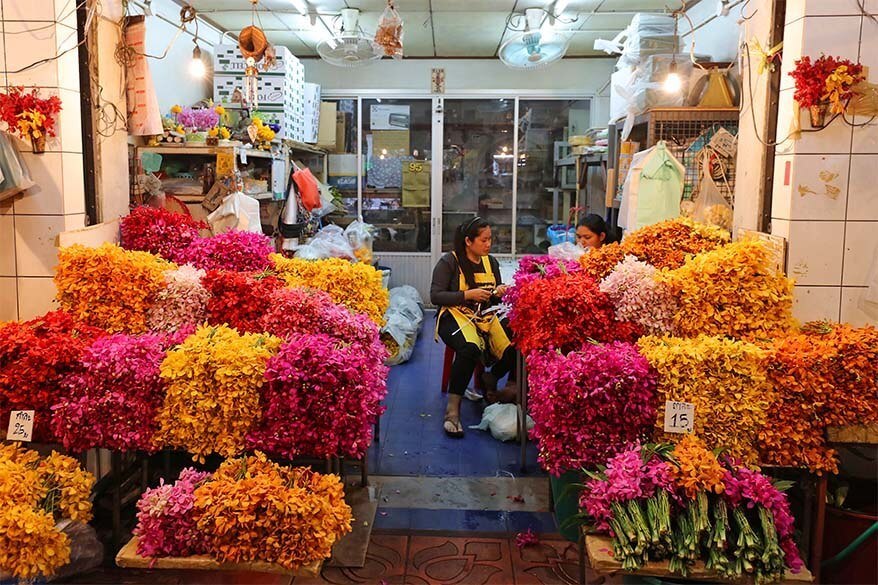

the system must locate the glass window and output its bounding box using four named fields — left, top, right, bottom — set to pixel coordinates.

left=324, top=98, right=359, bottom=224
left=360, top=99, right=432, bottom=253
left=515, top=99, right=591, bottom=254
left=442, top=99, right=515, bottom=254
